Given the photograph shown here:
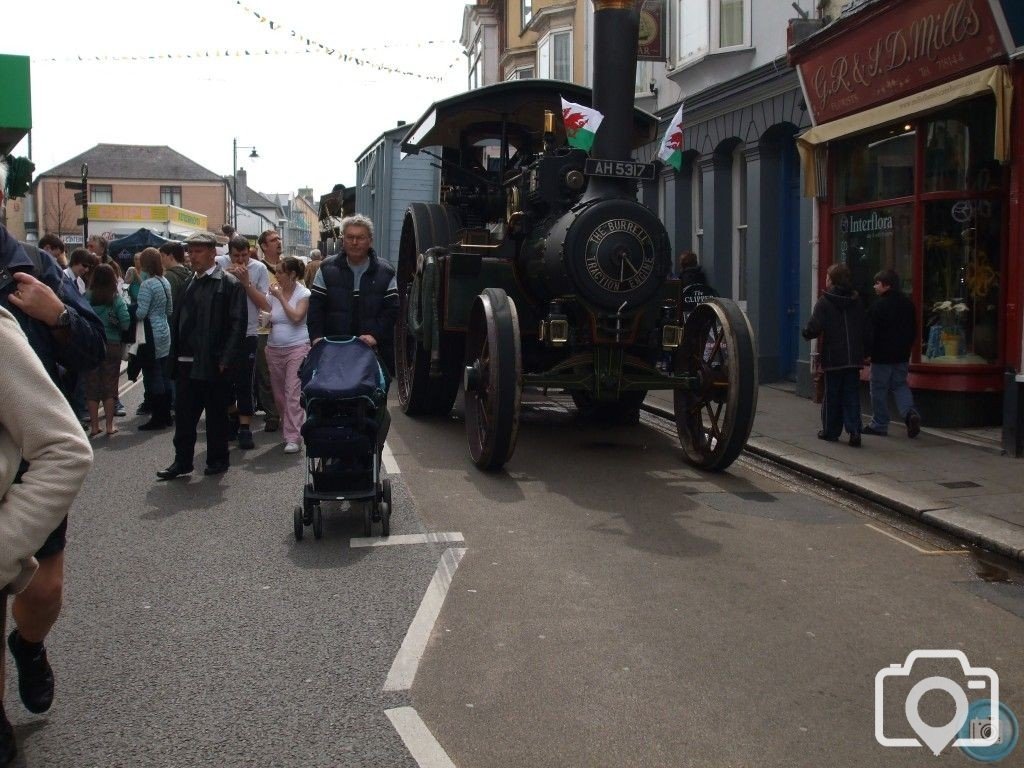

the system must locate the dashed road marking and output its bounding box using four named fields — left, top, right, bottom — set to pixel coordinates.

left=383, top=441, right=400, bottom=474
left=385, top=707, right=457, bottom=768
left=351, top=532, right=465, bottom=548
left=384, top=547, right=466, bottom=691
left=864, top=523, right=967, bottom=555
